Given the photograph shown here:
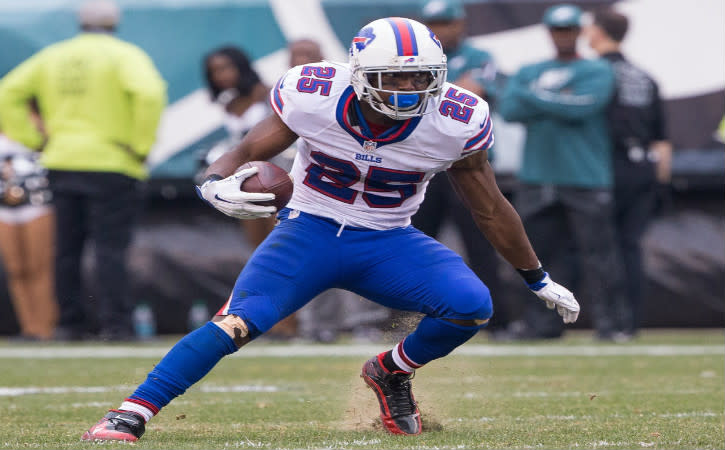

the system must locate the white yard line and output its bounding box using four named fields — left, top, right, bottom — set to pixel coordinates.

left=0, top=344, right=721, bottom=359
left=0, top=384, right=280, bottom=397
